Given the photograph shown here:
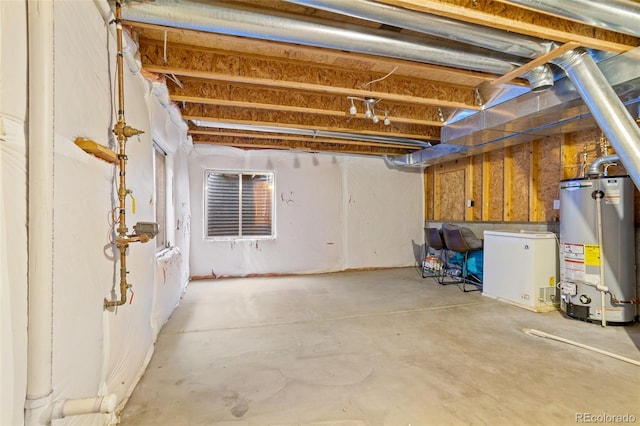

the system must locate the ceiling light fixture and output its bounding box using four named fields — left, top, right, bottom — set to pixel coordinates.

left=347, top=96, right=391, bottom=126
